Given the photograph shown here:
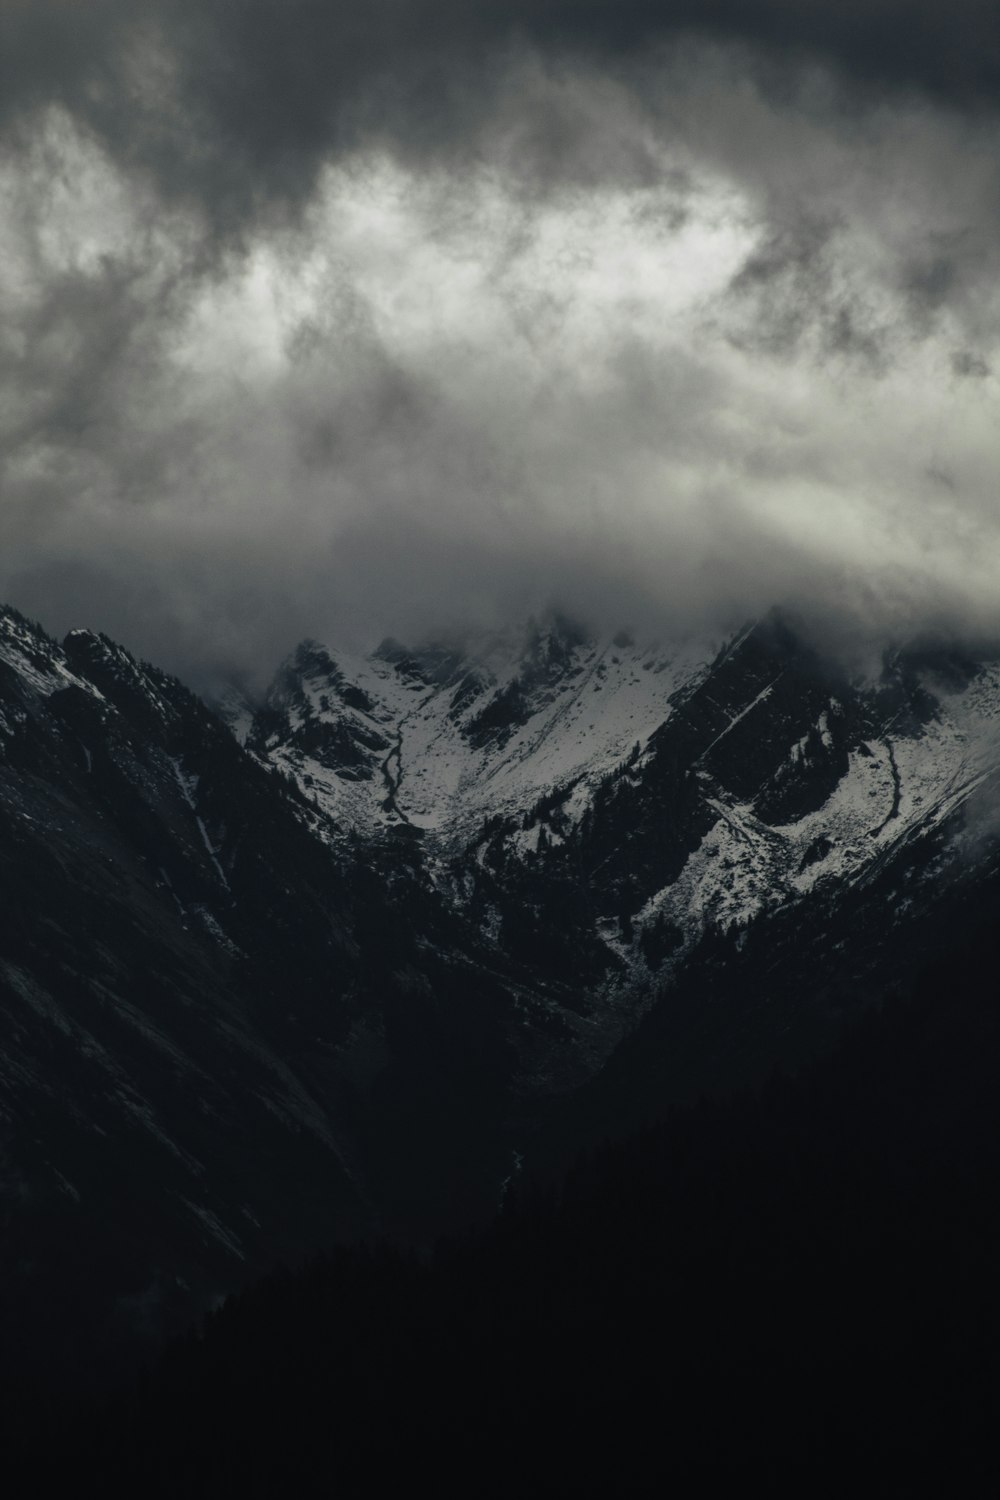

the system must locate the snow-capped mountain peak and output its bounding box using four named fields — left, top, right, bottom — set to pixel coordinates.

left=242, top=615, right=717, bottom=840
left=238, top=611, right=1000, bottom=997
